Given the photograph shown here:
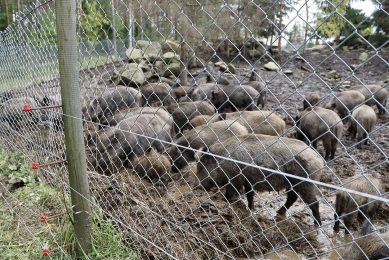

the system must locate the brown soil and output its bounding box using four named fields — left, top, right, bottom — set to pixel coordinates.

left=1, top=47, right=388, bottom=259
